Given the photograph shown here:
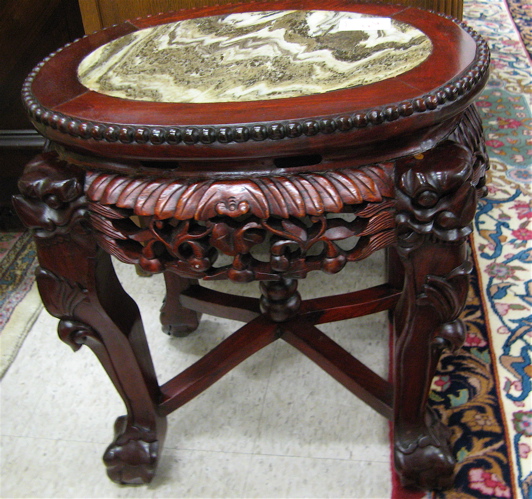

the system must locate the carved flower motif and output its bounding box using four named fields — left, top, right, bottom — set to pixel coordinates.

left=209, top=220, right=265, bottom=256
left=215, top=198, right=250, bottom=217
